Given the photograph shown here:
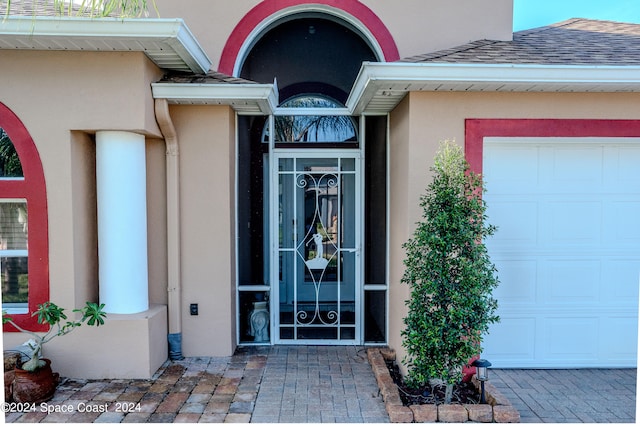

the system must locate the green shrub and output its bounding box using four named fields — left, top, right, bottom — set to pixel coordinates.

left=401, top=140, right=499, bottom=402
left=3, top=301, right=106, bottom=371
